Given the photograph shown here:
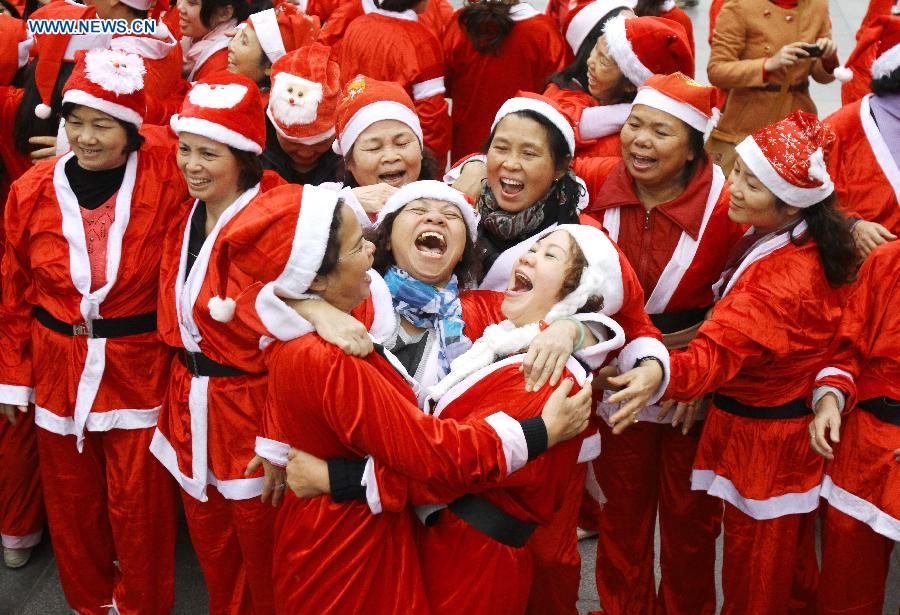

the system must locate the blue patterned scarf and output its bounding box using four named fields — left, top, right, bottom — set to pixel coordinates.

left=383, top=266, right=473, bottom=376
